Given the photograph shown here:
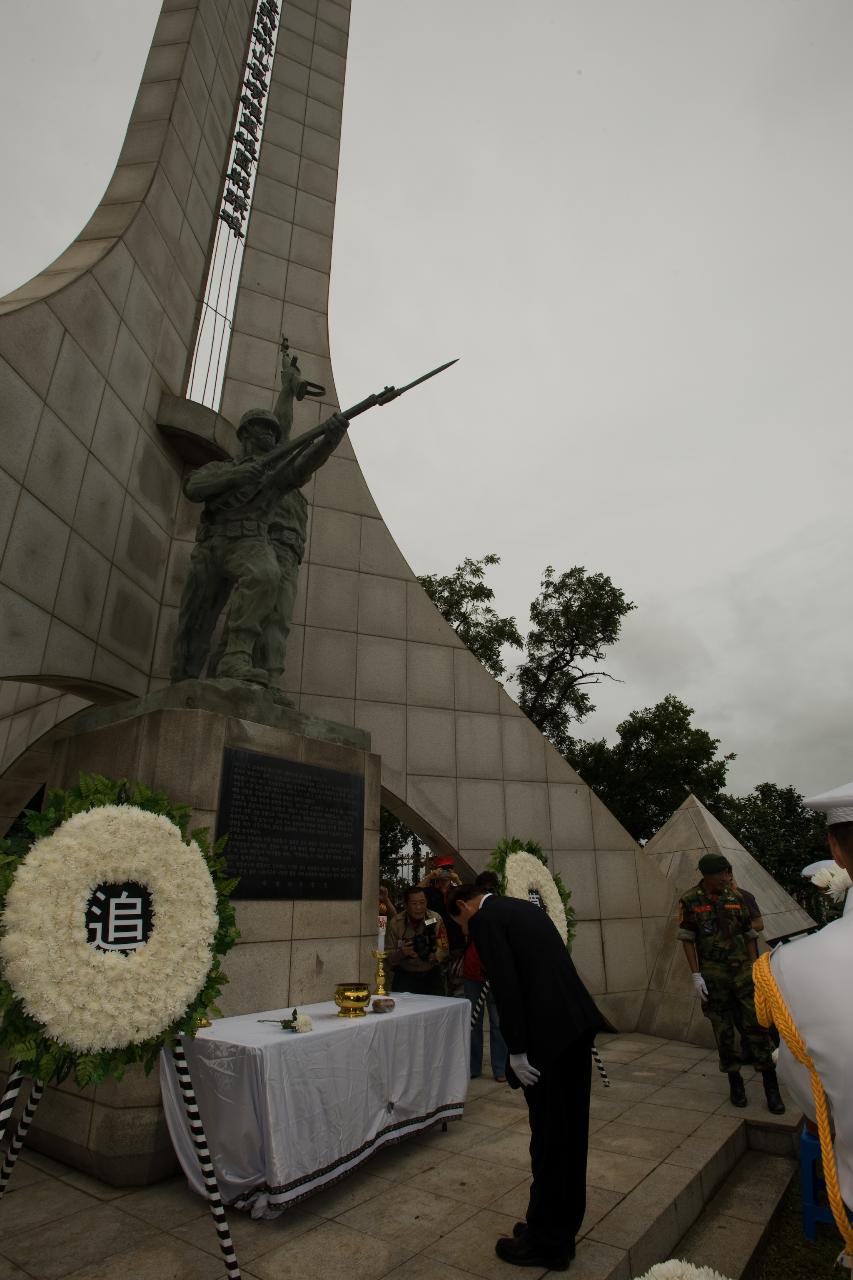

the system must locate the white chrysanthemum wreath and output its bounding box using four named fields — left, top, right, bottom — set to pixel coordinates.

left=506, top=849, right=569, bottom=944
left=487, top=838, right=575, bottom=948
left=0, top=774, right=239, bottom=1087
left=2, top=806, right=217, bottom=1052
